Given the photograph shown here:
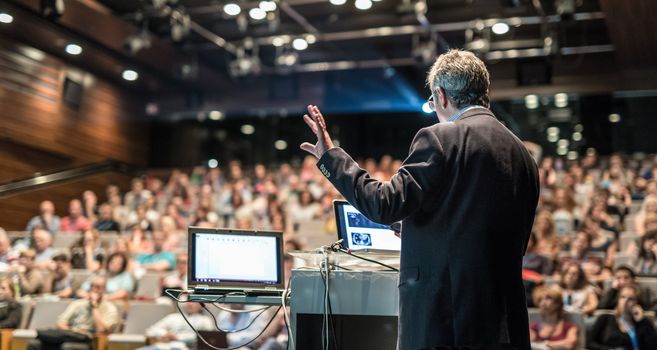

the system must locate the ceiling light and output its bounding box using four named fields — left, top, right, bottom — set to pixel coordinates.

left=557, top=146, right=568, bottom=156
left=329, top=0, right=347, bottom=5
left=249, top=8, right=267, bottom=20
left=259, top=1, right=277, bottom=12
left=305, top=34, right=317, bottom=44
left=272, top=36, right=286, bottom=47
left=574, top=124, right=583, bottom=132
left=525, top=94, right=539, bottom=109
left=0, top=12, right=13, bottom=24
left=554, top=93, right=568, bottom=108
left=65, top=43, right=82, bottom=55
left=292, top=38, right=308, bottom=50
left=275, top=140, right=288, bottom=151
left=491, top=22, right=510, bottom=35
left=355, top=0, right=372, bottom=10
left=572, top=132, right=582, bottom=141
left=557, top=139, right=570, bottom=148
left=209, top=110, right=224, bottom=120
left=546, top=126, right=559, bottom=136
left=547, top=134, right=559, bottom=143
left=241, top=124, right=255, bottom=135
left=122, top=69, right=139, bottom=81
left=224, top=3, right=241, bottom=16
left=422, top=102, right=433, bottom=114
left=208, top=159, right=219, bottom=168
left=609, top=113, right=621, bottom=123
left=567, top=151, right=578, bottom=160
